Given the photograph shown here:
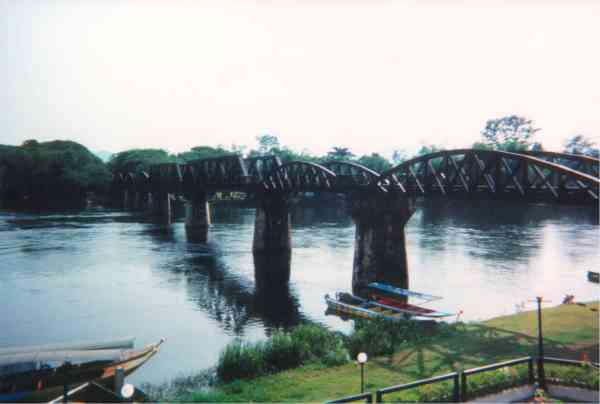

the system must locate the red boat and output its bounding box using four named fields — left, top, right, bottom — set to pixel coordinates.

left=372, top=296, right=438, bottom=316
